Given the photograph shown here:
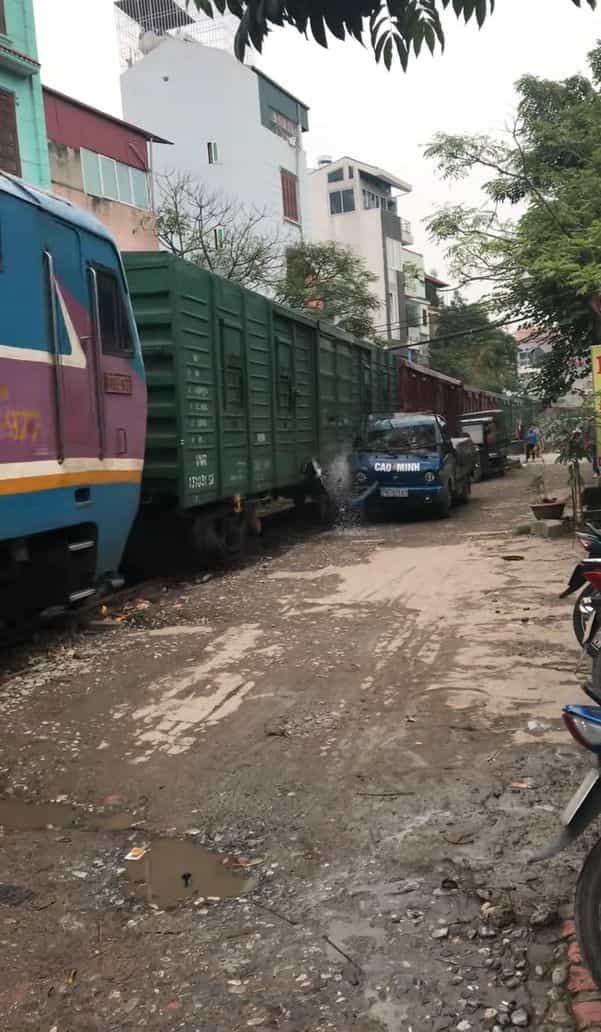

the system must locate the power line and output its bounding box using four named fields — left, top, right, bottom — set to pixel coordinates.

left=381, top=315, right=524, bottom=349
left=372, top=294, right=514, bottom=334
